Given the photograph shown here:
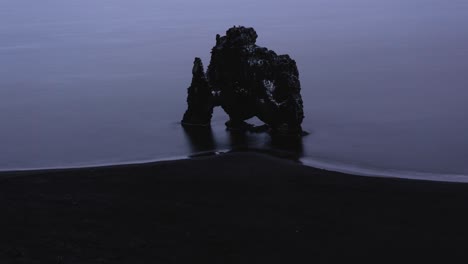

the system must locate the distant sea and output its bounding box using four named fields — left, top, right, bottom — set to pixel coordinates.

left=1, top=0, right=468, bottom=181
